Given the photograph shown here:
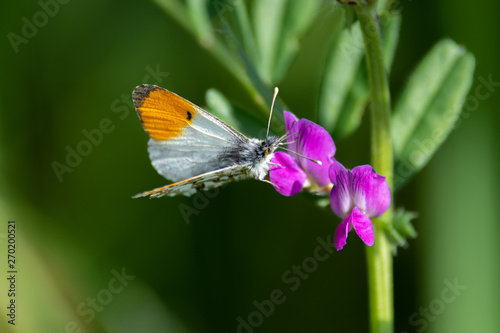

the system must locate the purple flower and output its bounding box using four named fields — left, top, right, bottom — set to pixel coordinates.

left=329, top=161, right=391, bottom=250
left=270, top=111, right=336, bottom=196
